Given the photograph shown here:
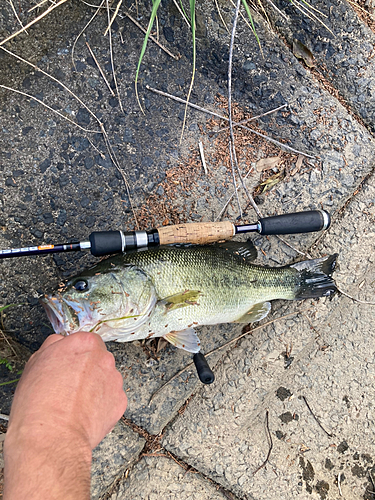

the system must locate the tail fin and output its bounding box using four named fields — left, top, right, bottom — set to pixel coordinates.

left=291, top=254, right=338, bottom=300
